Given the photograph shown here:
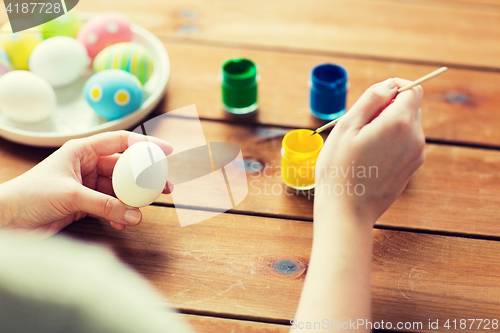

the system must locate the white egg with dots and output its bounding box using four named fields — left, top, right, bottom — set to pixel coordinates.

left=112, top=141, right=168, bottom=208
left=0, top=71, right=55, bottom=123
